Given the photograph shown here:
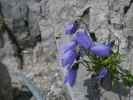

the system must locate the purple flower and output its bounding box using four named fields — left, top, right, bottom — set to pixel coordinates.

left=74, top=29, right=93, bottom=49
left=61, top=50, right=77, bottom=68
left=106, top=41, right=115, bottom=48
left=96, top=67, right=108, bottom=80
left=90, top=43, right=112, bottom=56
left=64, top=22, right=77, bottom=35
left=103, top=41, right=114, bottom=48
left=62, top=41, right=77, bottom=53
left=64, top=65, right=78, bottom=87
